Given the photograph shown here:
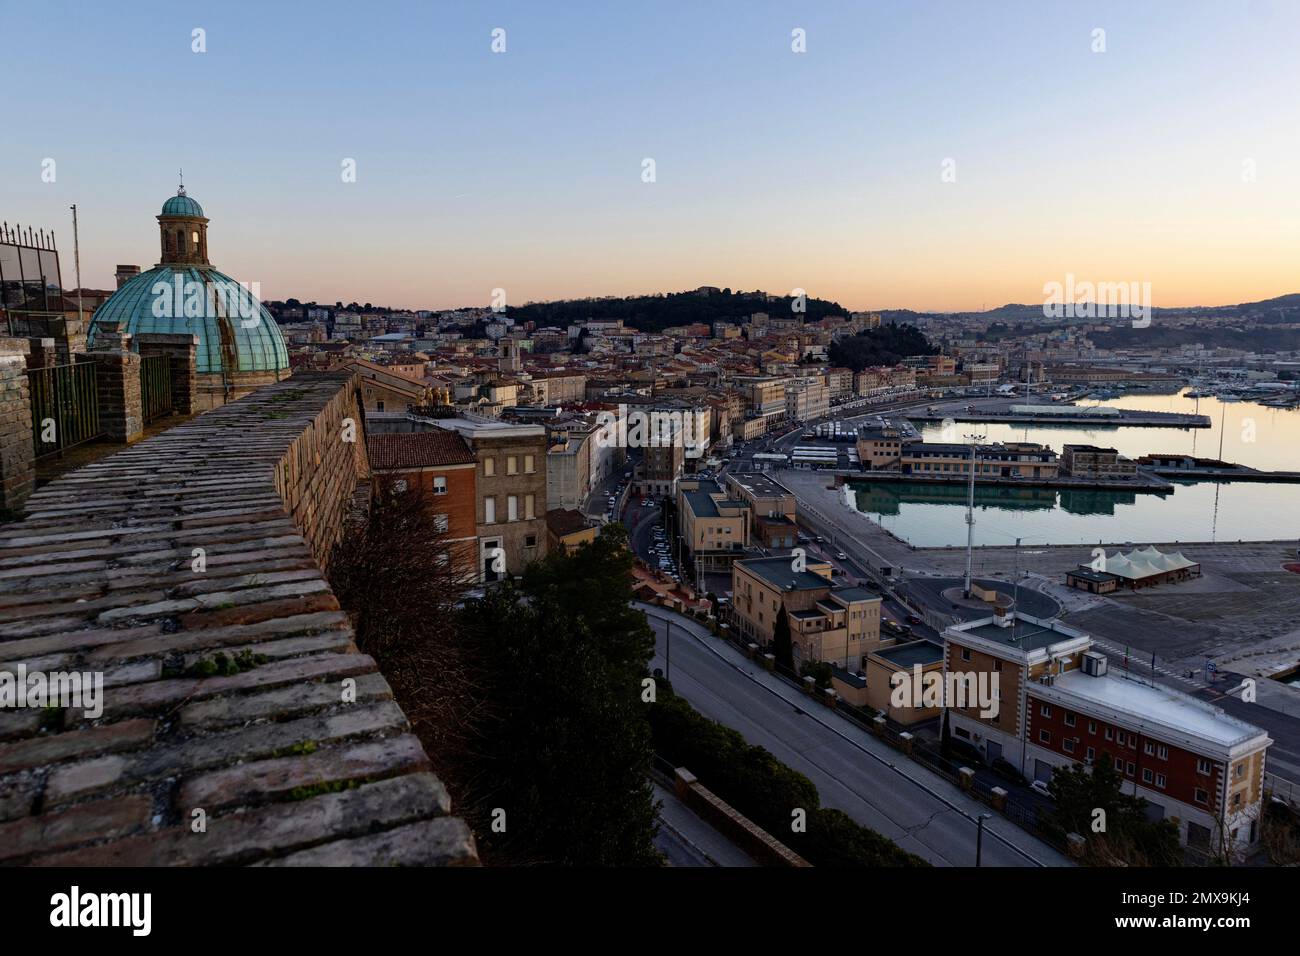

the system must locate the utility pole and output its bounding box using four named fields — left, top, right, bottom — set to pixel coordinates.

left=665, top=618, right=671, bottom=680
left=962, top=433, right=985, bottom=597
left=69, top=204, right=84, bottom=329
